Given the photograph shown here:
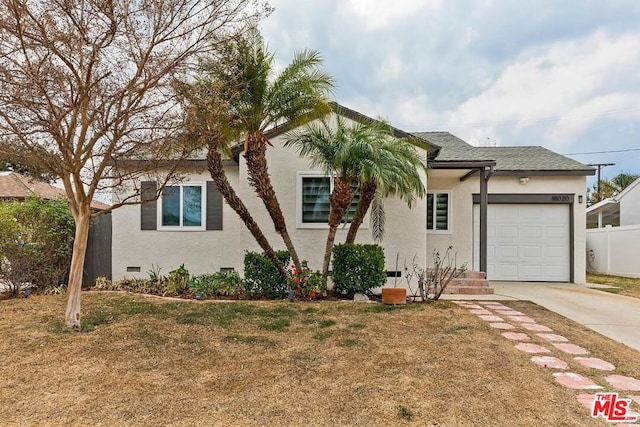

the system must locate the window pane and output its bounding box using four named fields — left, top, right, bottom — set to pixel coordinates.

left=162, top=186, right=180, bottom=226
left=182, top=185, right=202, bottom=227
left=426, top=193, right=434, bottom=230
left=302, top=177, right=330, bottom=223
left=435, top=193, right=448, bottom=230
